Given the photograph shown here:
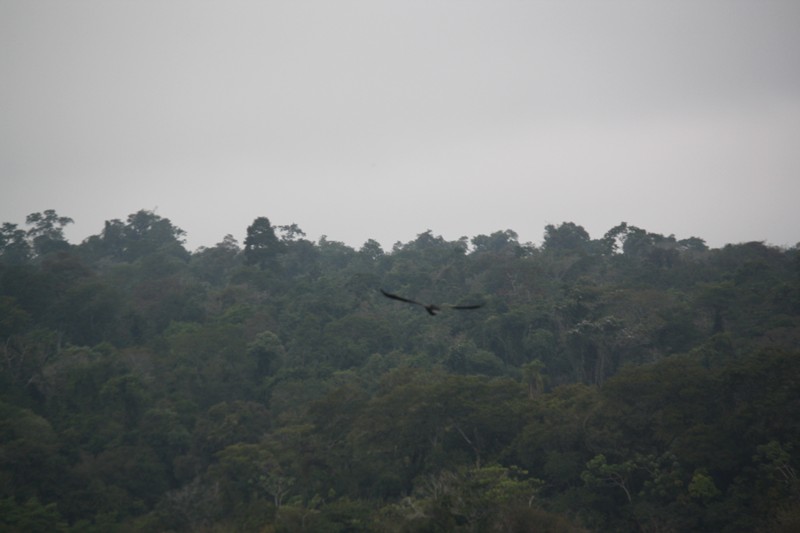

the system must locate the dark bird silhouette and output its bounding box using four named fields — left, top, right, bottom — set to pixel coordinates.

left=380, top=289, right=483, bottom=316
